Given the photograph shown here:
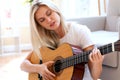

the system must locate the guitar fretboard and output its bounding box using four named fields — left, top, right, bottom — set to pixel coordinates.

left=55, top=43, right=113, bottom=70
